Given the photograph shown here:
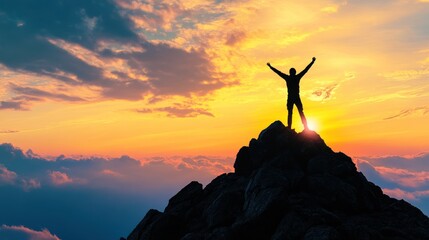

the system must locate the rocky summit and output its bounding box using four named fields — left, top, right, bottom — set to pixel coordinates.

left=127, top=121, right=429, bottom=240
